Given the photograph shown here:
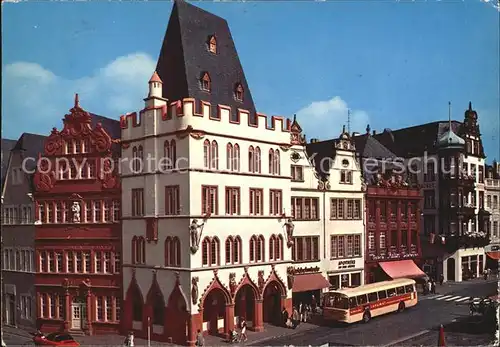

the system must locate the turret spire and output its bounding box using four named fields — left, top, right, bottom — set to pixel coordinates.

left=448, top=101, right=452, bottom=131
left=74, top=93, right=80, bottom=108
